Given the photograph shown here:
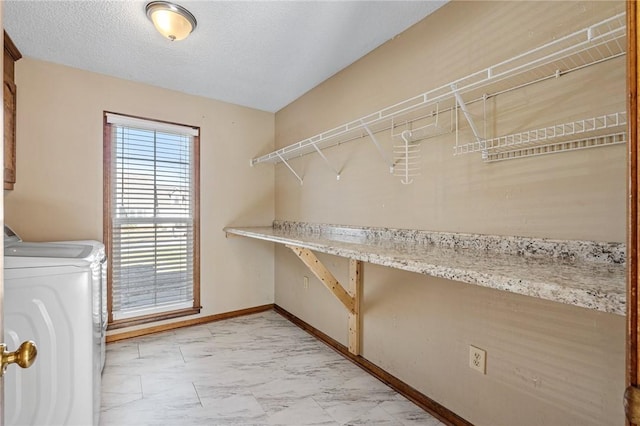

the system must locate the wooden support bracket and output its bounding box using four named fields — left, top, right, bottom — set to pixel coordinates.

left=286, top=245, right=363, bottom=355
left=348, top=259, right=363, bottom=355
left=286, top=246, right=364, bottom=355
left=287, top=245, right=355, bottom=313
